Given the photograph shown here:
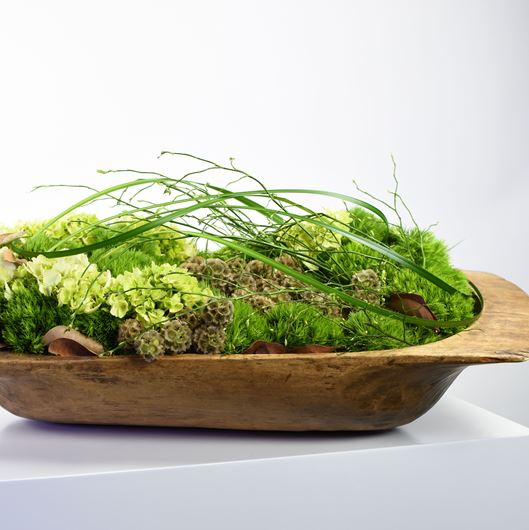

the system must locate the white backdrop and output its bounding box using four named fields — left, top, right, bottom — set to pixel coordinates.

left=1, top=1, right=528, bottom=423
